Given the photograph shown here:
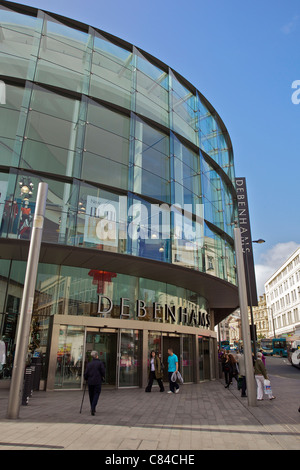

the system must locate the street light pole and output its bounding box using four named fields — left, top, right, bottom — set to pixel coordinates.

left=7, top=182, right=48, bottom=419
left=244, top=250, right=257, bottom=359
left=234, top=225, right=257, bottom=407
left=244, top=238, right=265, bottom=360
